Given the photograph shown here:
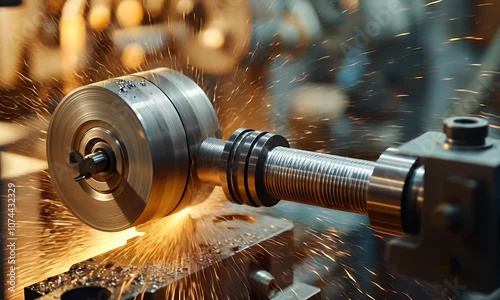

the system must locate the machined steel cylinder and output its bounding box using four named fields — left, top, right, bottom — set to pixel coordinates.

left=264, top=147, right=374, bottom=214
